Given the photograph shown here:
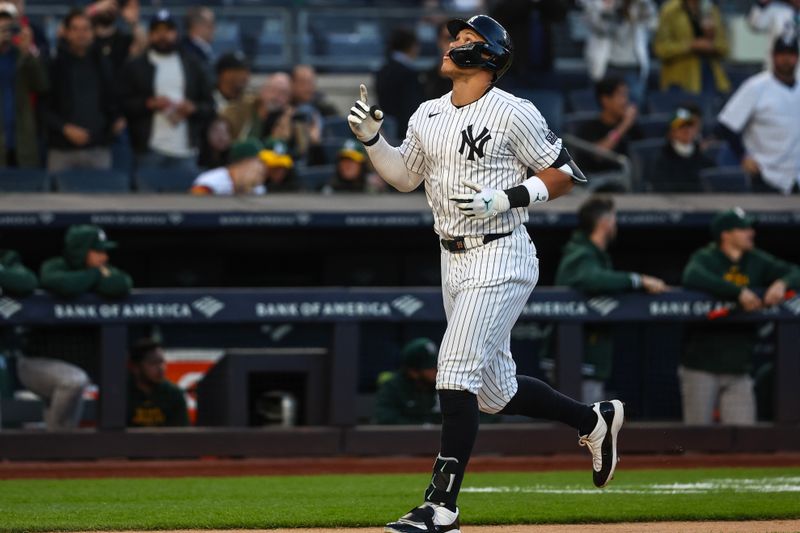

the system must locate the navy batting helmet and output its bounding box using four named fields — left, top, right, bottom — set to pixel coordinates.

left=446, top=15, right=513, bottom=82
